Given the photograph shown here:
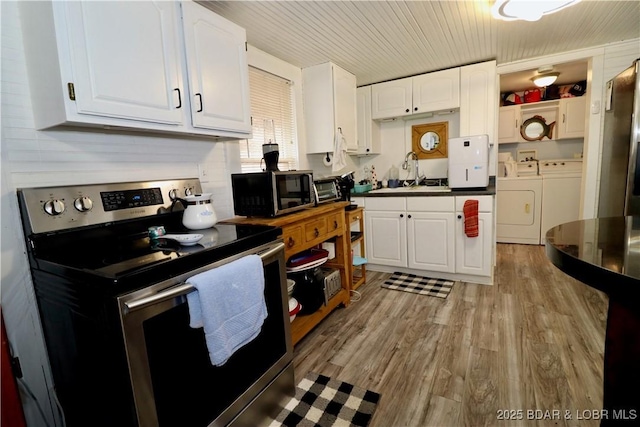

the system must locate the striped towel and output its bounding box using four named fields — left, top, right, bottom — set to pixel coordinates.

left=463, top=199, right=479, bottom=238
